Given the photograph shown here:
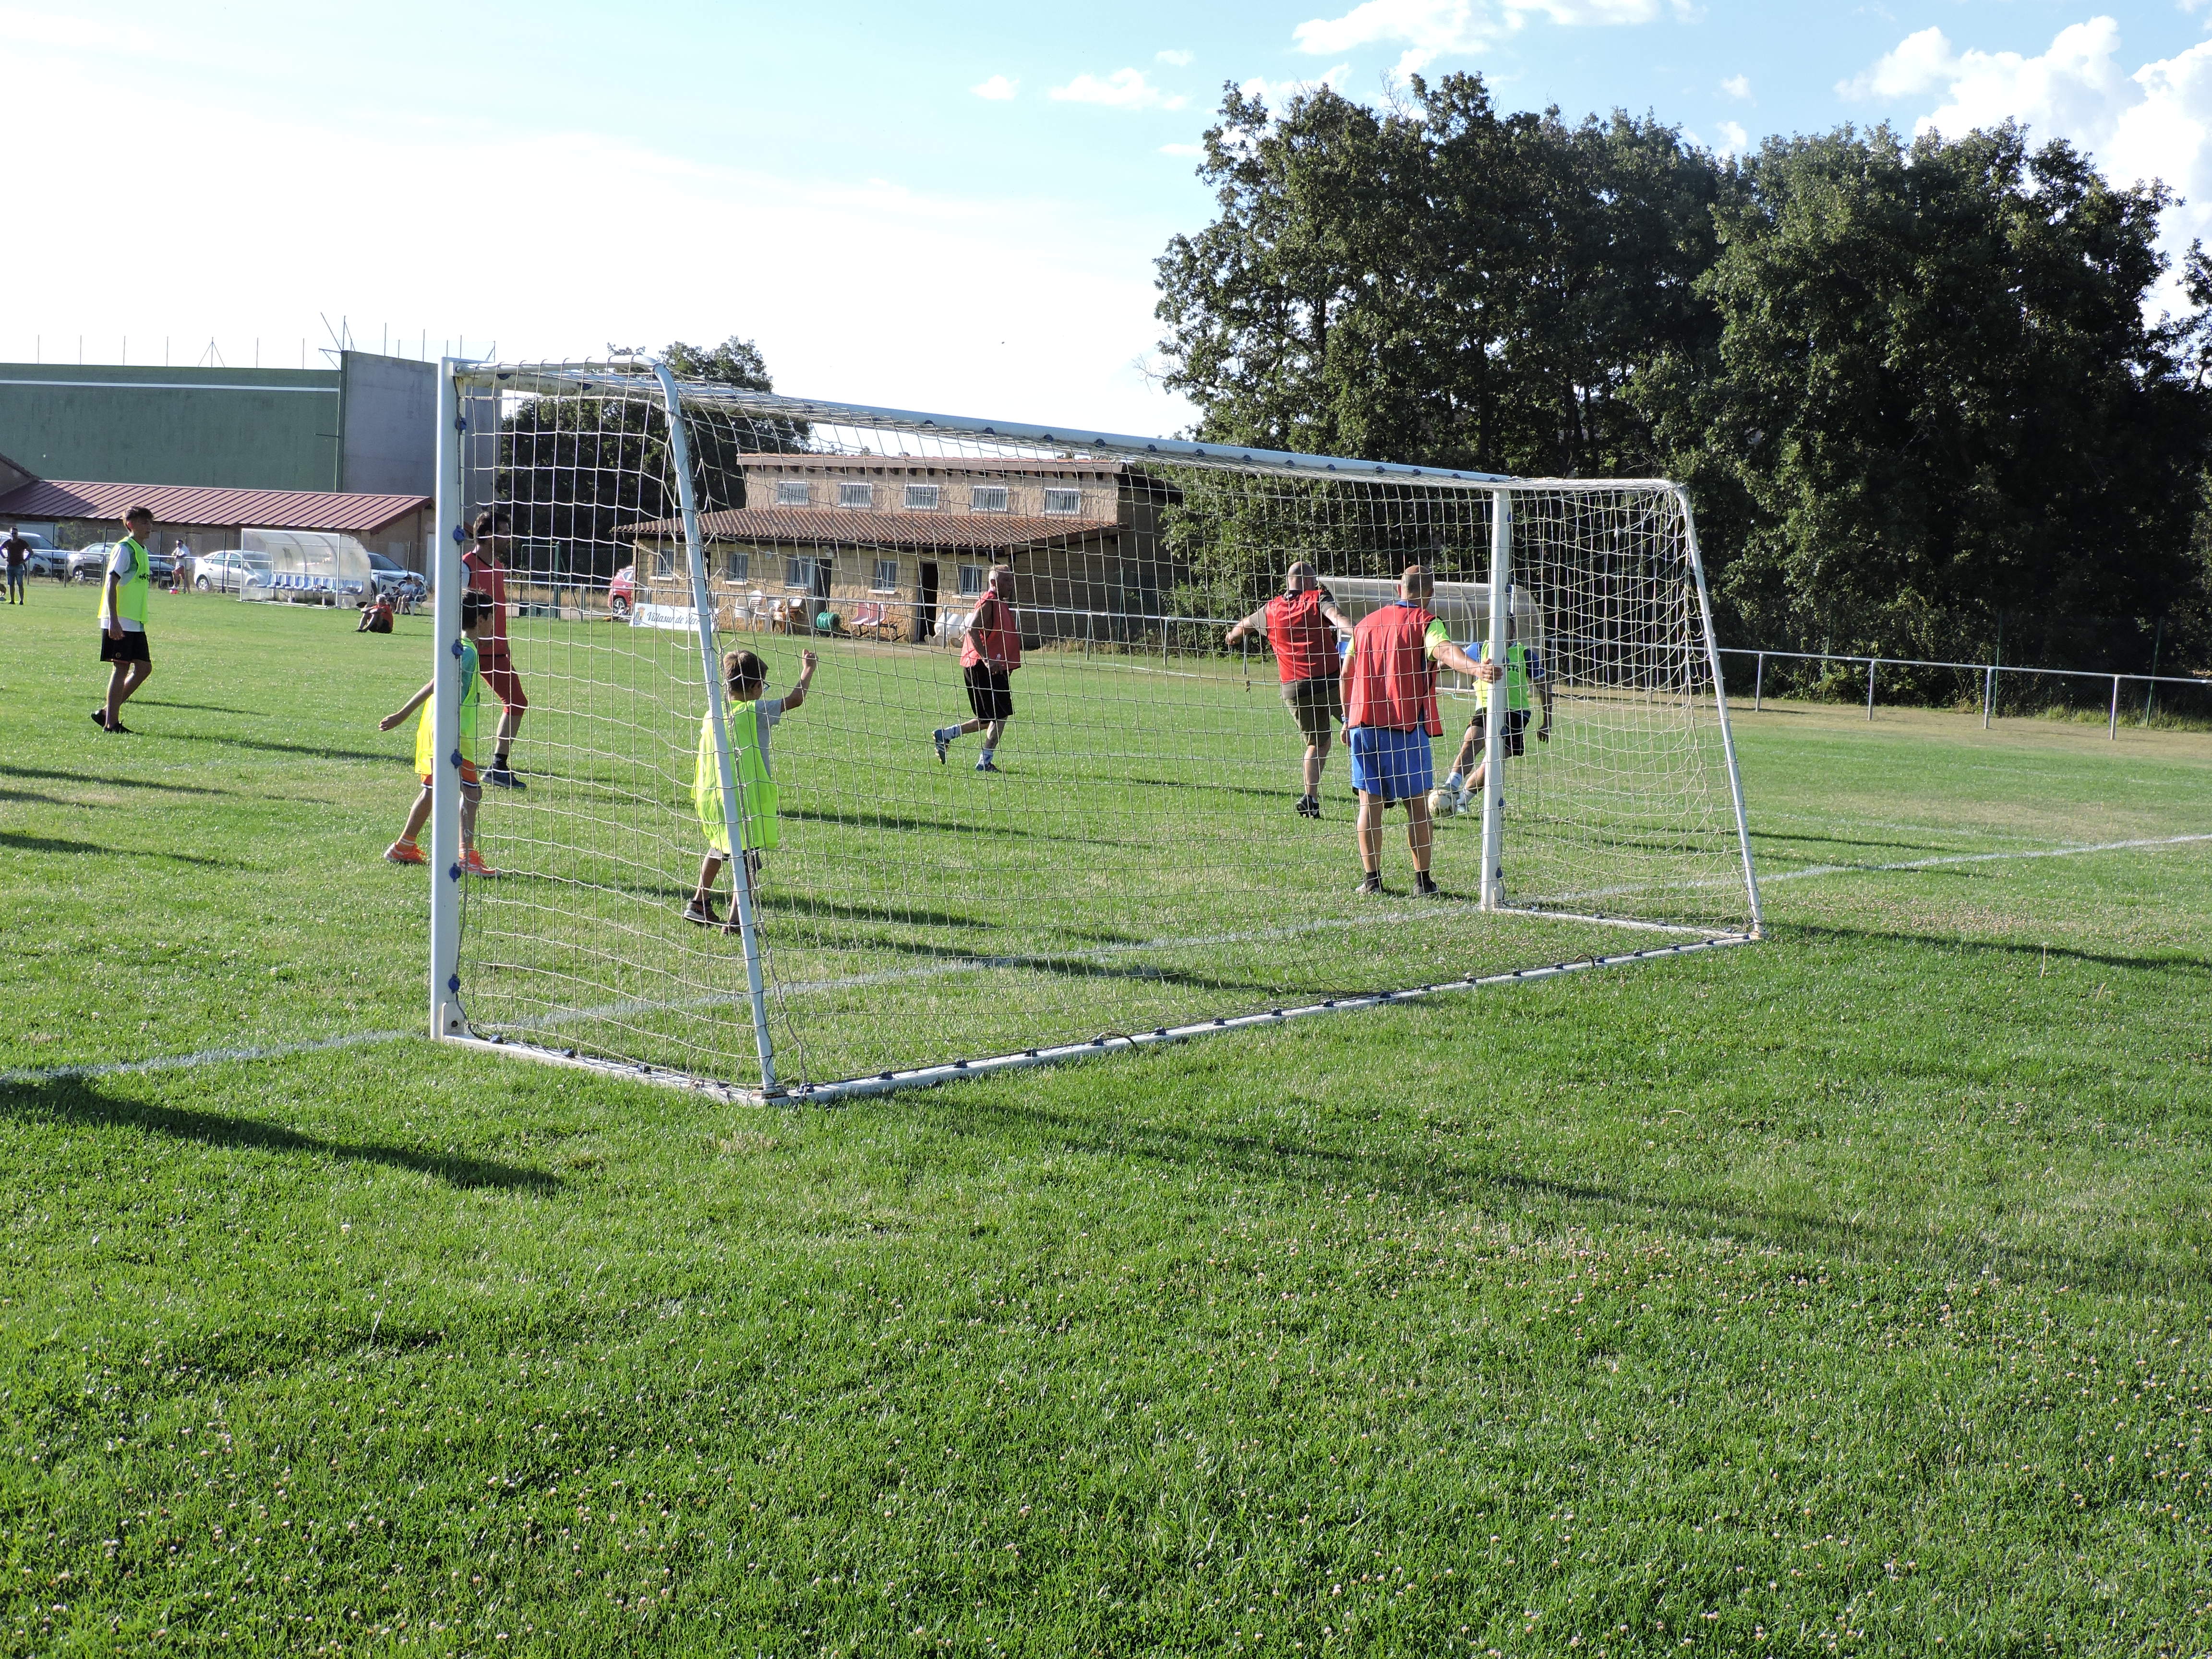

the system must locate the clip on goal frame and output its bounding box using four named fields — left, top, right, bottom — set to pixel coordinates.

left=427, top=358, right=1764, bottom=1106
